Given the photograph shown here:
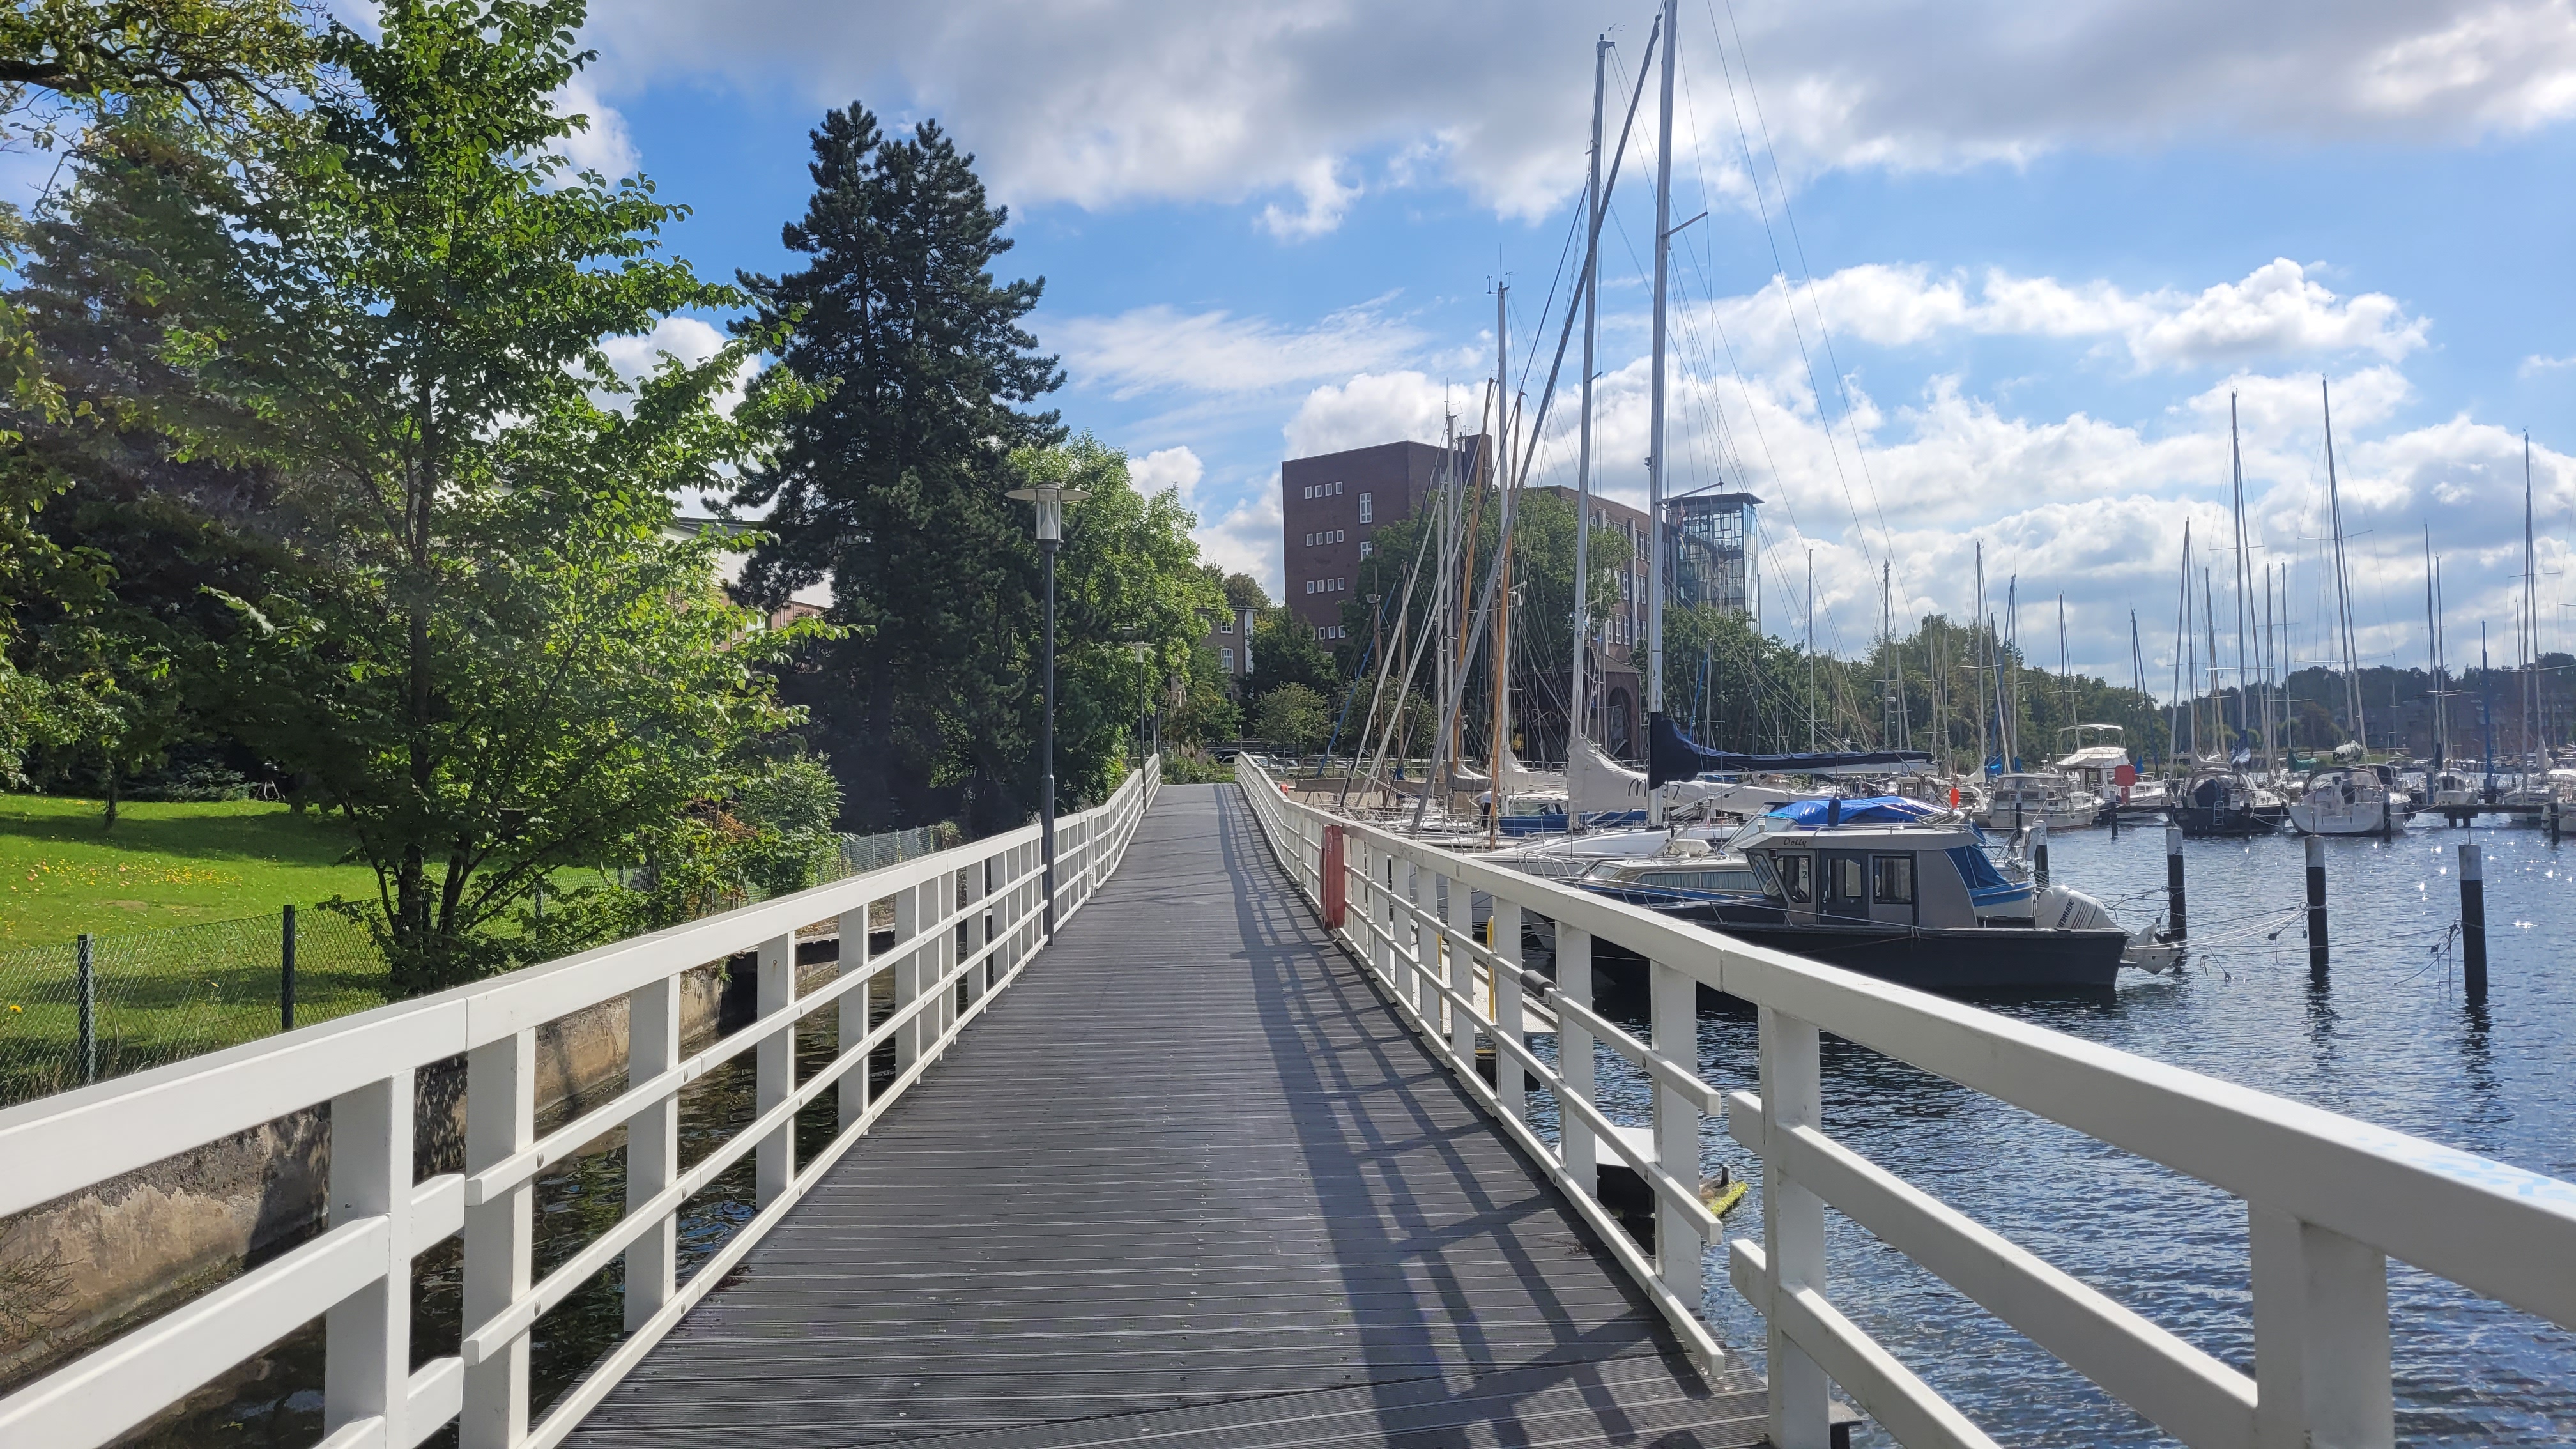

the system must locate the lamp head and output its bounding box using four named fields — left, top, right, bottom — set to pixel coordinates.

left=1006, top=484, right=1088, bottom=542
